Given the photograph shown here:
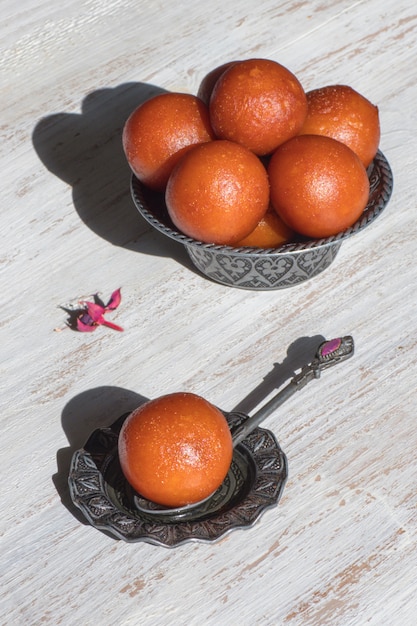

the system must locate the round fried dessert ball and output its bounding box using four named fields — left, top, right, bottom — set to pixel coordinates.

left=235, top=209, right=294, bottom=248
left=123, top=92, right=215, bottom=190
left=299, top=84, right=380, bottom=167
left=165, top=139, right=270, bottom=245
left=268, top=134, right=370, bottom=239
left=197, top=61, right=240, bottom=104
left=209, top=58, right=308, bottom=155
left=118, top=392, right=233, bottom=508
